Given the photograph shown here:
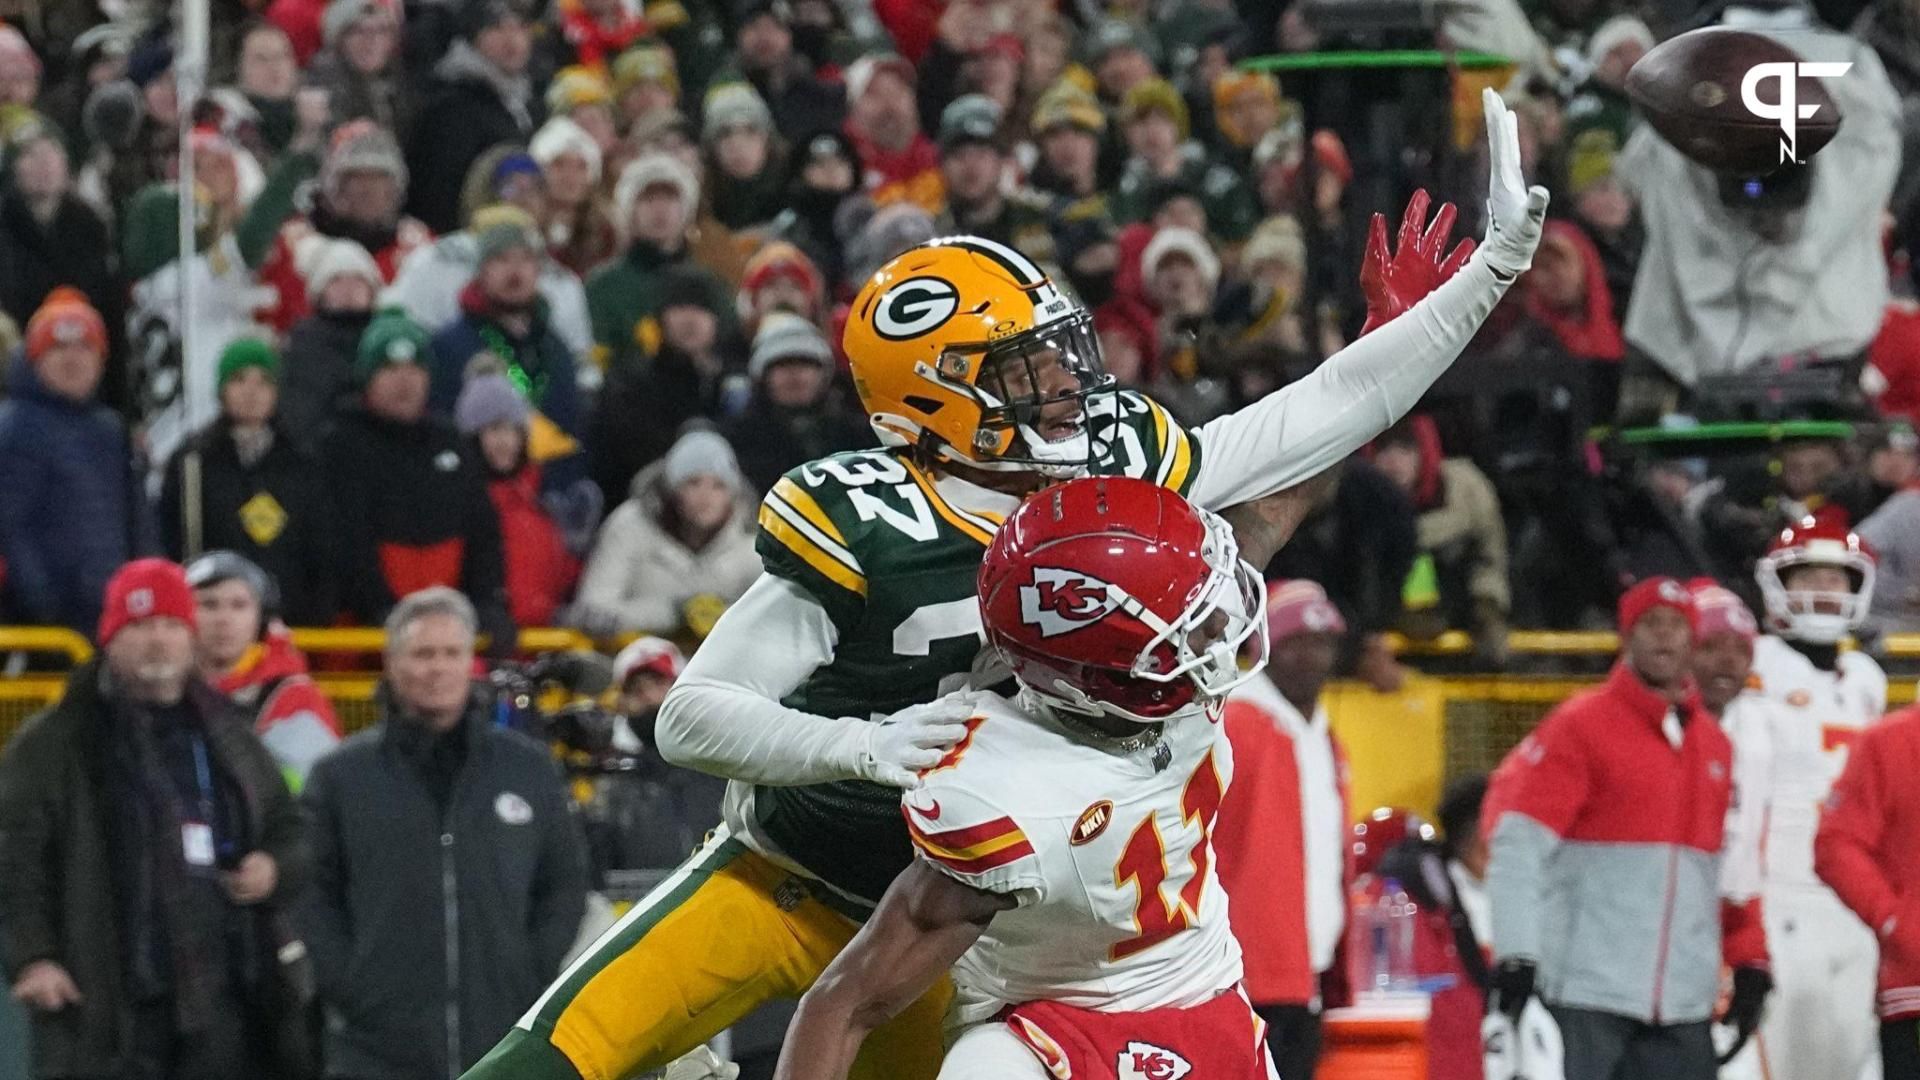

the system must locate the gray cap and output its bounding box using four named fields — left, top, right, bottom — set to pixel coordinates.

left=749, top=313, right=834, bottom=380
left=702, top=82, right=774, bottom=142
left=939, top=94, right=1004, bottom=152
